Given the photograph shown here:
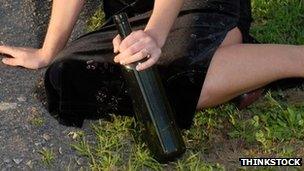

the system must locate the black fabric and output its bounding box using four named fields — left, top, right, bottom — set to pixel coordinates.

left=103, top=0, right=247, bottom=17
left=103, top=0, right=154, bottom=20
left=45, top=0, right=254, bottom=129
left=102, top=0, right=252, bottom=28
left=238, top=0, right=254, bottom=42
